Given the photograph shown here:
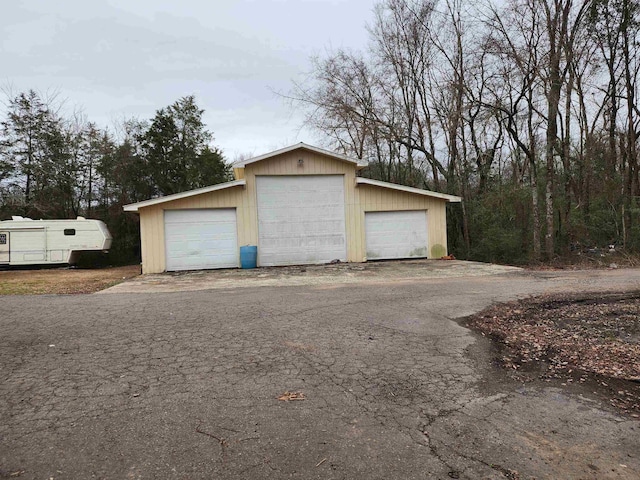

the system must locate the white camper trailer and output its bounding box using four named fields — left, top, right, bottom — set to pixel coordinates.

left=0, top=216, right=112, bottom=266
